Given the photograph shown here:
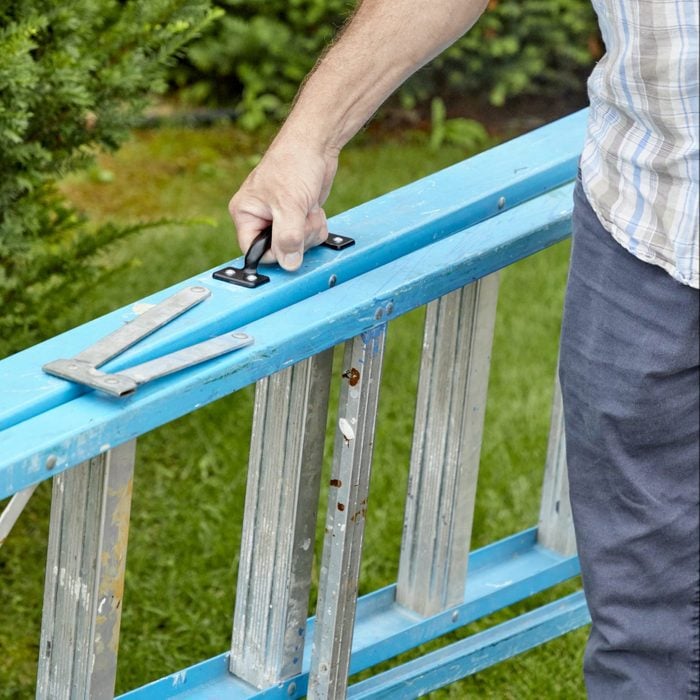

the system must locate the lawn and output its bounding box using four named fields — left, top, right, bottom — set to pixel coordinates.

left=0, top=121, right=587, bottom=698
